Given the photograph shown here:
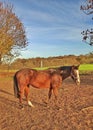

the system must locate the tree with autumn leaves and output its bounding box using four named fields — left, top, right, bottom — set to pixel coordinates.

left=0, top=2, right=27, bottom=64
